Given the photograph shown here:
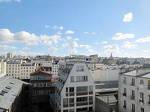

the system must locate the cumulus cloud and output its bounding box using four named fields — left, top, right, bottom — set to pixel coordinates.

left=0, top=29, right=14, bottom=42
left=122, top=41, right=137, bottom=49
left=65, top=30, right=75, bottom=35
left=123, top=12, right=133, bottom=22
left=112, top=33, right=135, bottom=40
left=40, top=35, right=61, bottom=45
left=0, top=29, right=62, bottom=46
left=135, top=36, right=150, bottom=43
